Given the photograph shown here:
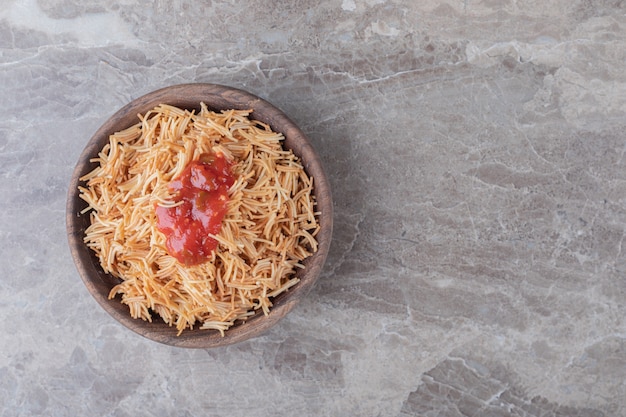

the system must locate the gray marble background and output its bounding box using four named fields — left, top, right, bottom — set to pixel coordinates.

left=1, top=0, right=625, bottom=416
